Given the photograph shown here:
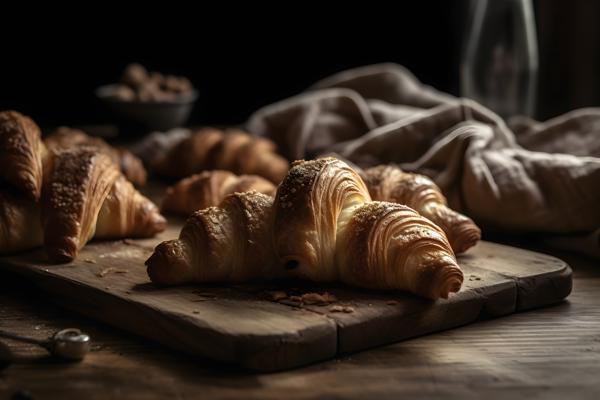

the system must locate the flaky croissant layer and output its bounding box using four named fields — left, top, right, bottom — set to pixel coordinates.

left=0, top=110, right=45, bottom=200
left=161, top=170, right=276, bottom=216
left=153, top=128, right=289, bottom=183
left=147, top=191, right=277, bottom=285
left=336, top=202, right=463, bottom=299
left=365, top=165, right=481, bottom=254
left=42, top=147, right=166, bottom=262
